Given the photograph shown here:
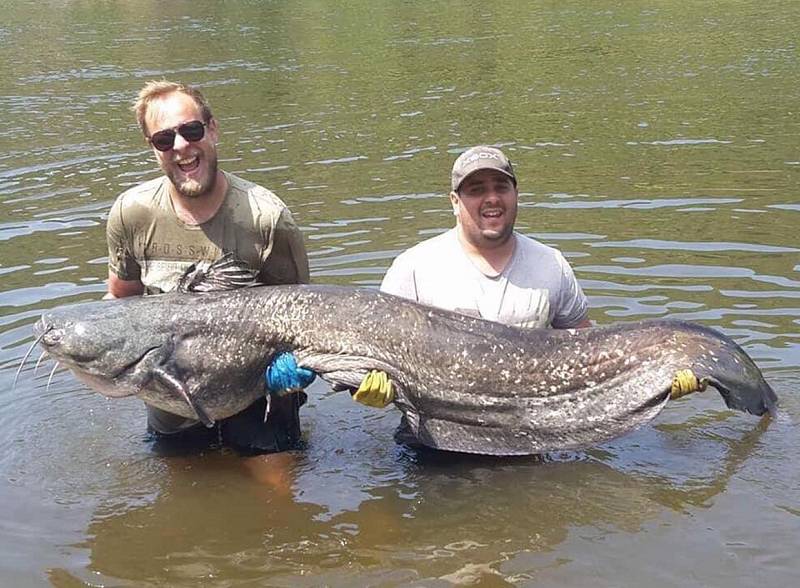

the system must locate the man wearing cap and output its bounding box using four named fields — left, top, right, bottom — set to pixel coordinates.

left=349, top=145, right=591, bottom=415
left=382, top=145, right=590, bottom=329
